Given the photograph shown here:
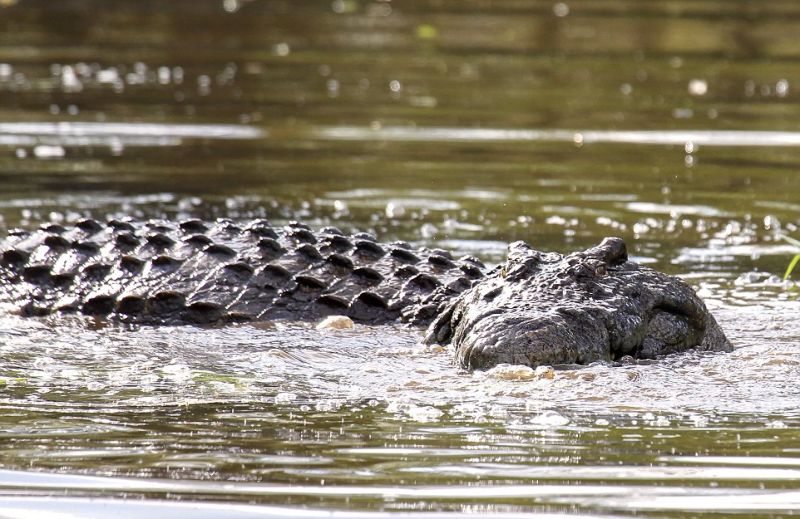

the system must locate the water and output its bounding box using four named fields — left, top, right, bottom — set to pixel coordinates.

left=0, top=0, right=800, bottom=516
